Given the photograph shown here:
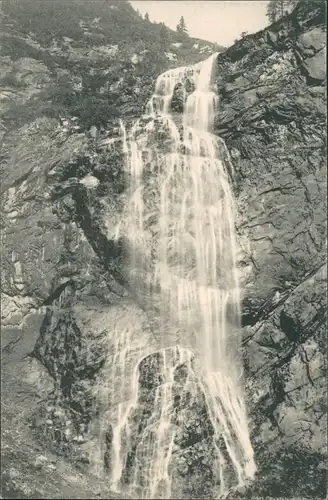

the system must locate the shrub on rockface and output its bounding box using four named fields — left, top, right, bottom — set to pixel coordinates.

left=93, top=147, right=126, bottom=193
left=36, top=79, right=119, bottom=130
left=2, top=60, right=149, bottom=131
